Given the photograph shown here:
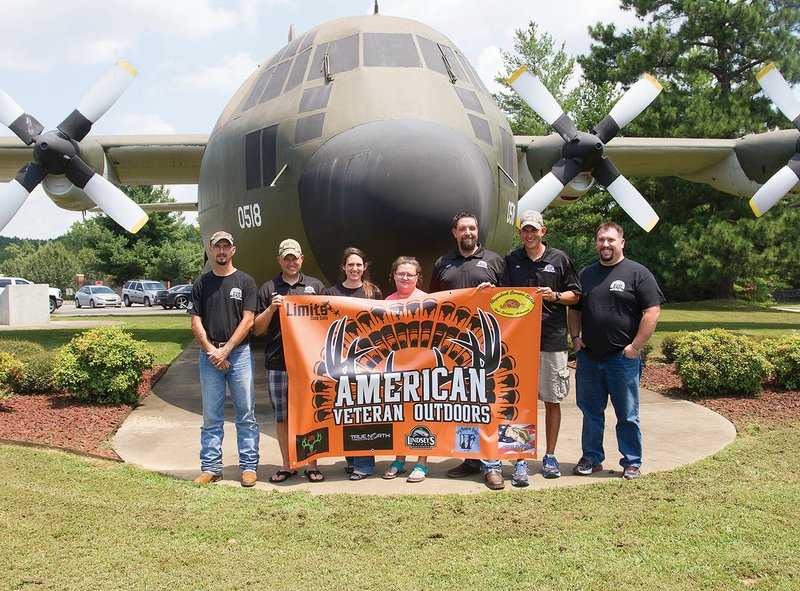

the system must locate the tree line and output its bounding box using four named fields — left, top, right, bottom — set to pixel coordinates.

left=0, top=186, right=203, bottom=292
left=494, top=0, right=800, bottom=302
